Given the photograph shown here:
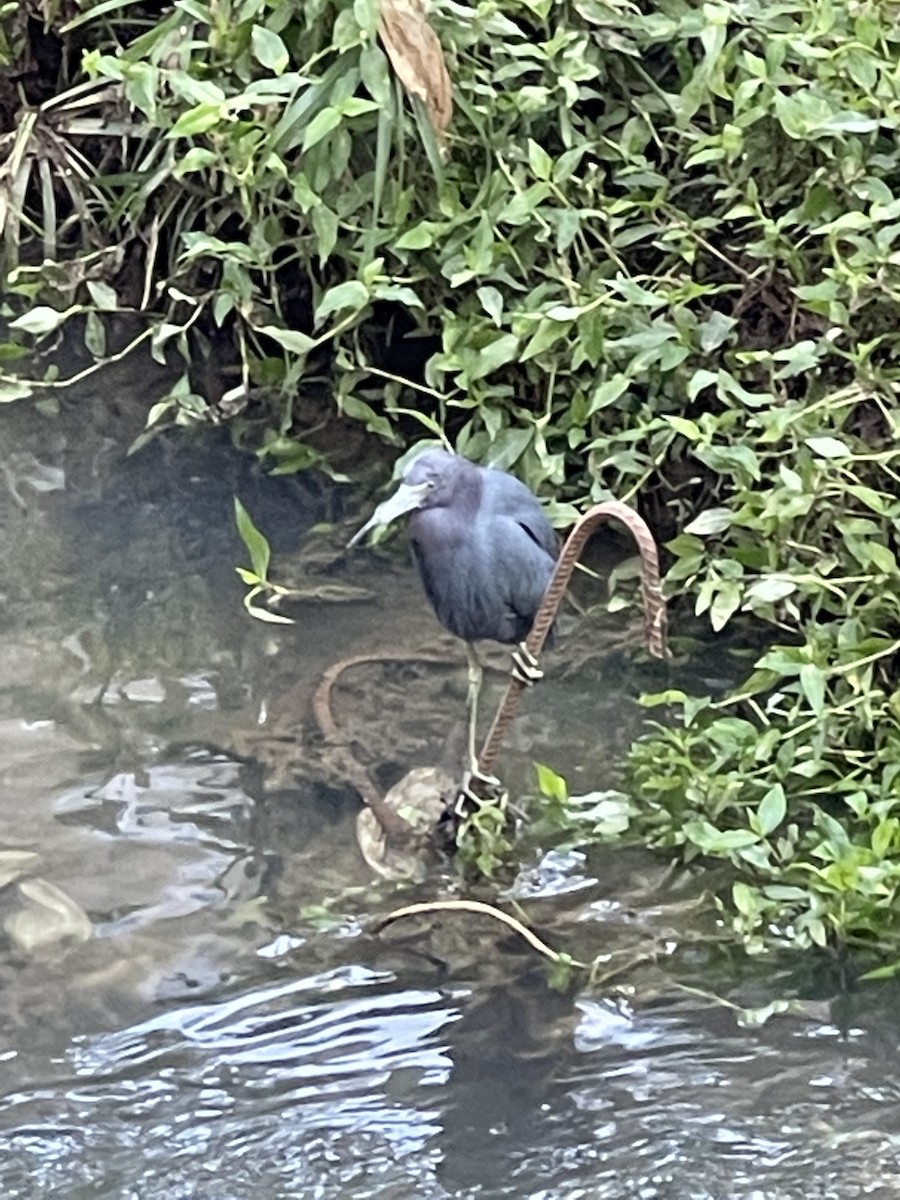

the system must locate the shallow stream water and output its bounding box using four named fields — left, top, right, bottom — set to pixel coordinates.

left=0, top=368, right=899, bottom=1199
